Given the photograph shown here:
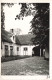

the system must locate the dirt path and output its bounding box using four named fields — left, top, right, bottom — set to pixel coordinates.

left=1, top=56, right=49, bottom=75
